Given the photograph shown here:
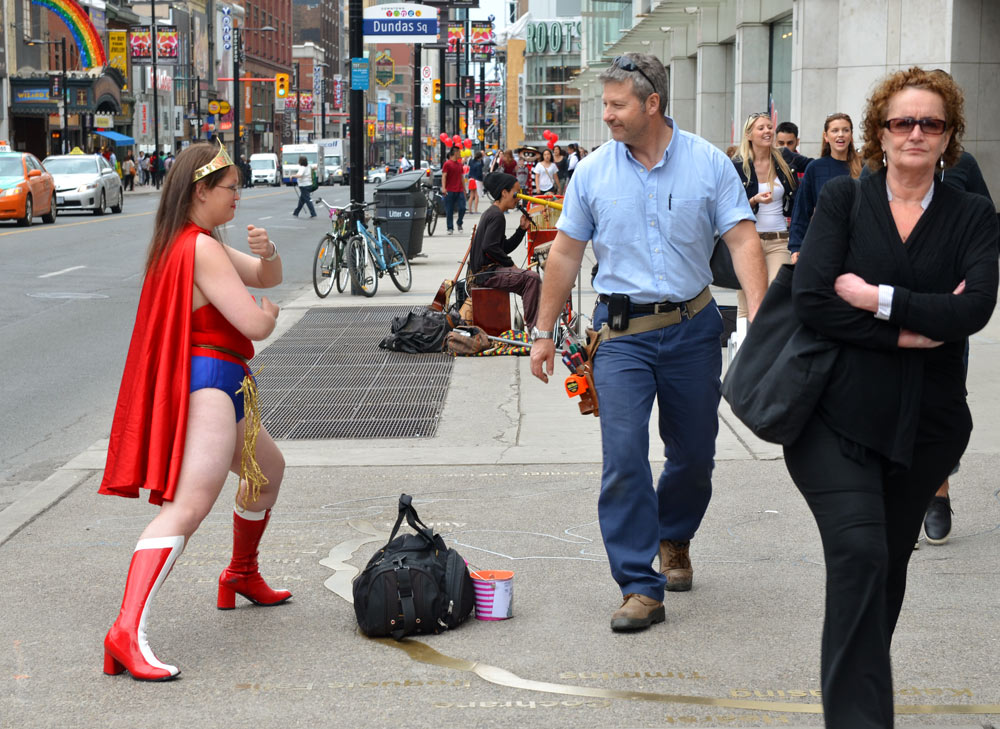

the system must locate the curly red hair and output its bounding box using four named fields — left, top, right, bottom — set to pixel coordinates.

left=860, top=67, right=965, bottom=172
